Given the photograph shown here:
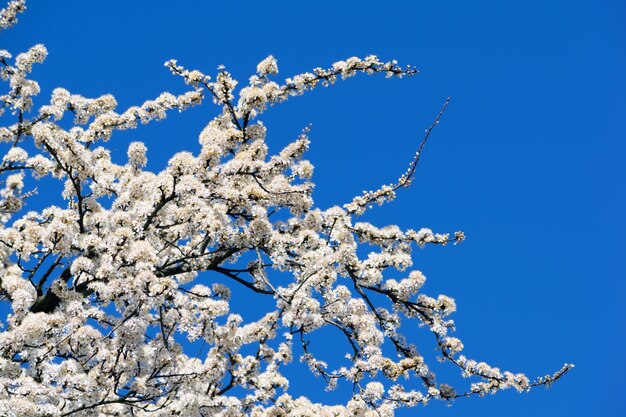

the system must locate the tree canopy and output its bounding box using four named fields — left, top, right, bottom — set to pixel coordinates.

left=0, top=1, right=571, bottom=416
